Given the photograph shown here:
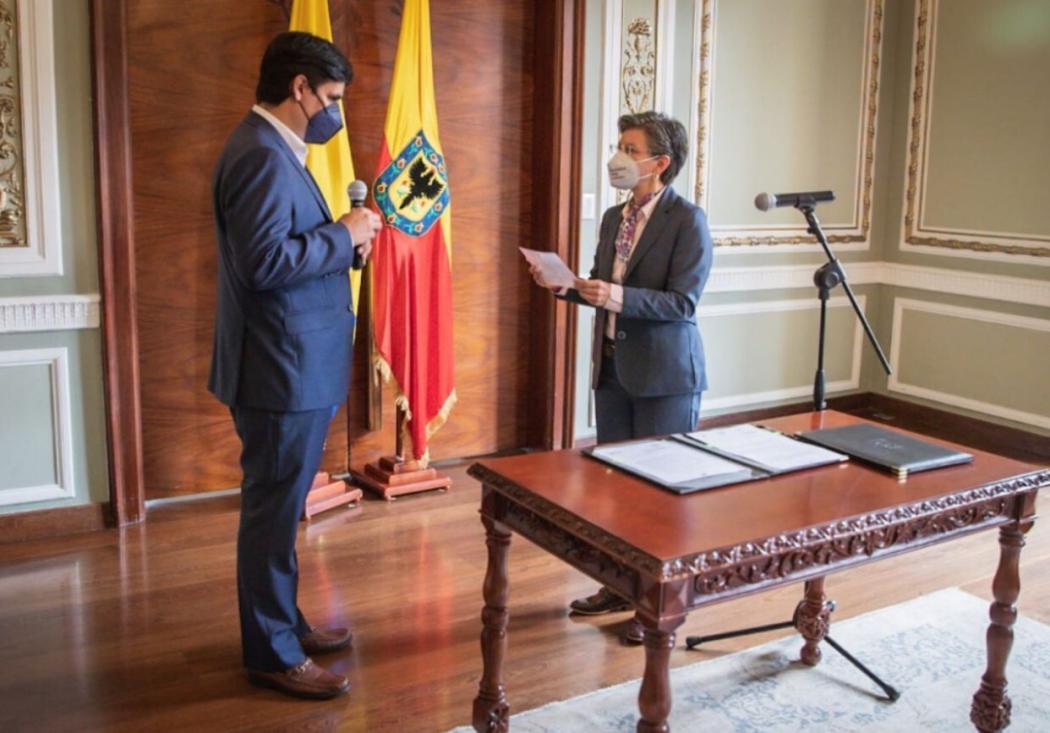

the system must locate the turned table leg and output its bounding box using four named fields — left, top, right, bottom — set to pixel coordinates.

left=971, top=523, right=1028, bottom=732
left=795, top=576, right=833, bottom=666
left=637, top=615, right=685, bottom=733
left=473, top=514, right=512, bottom=733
